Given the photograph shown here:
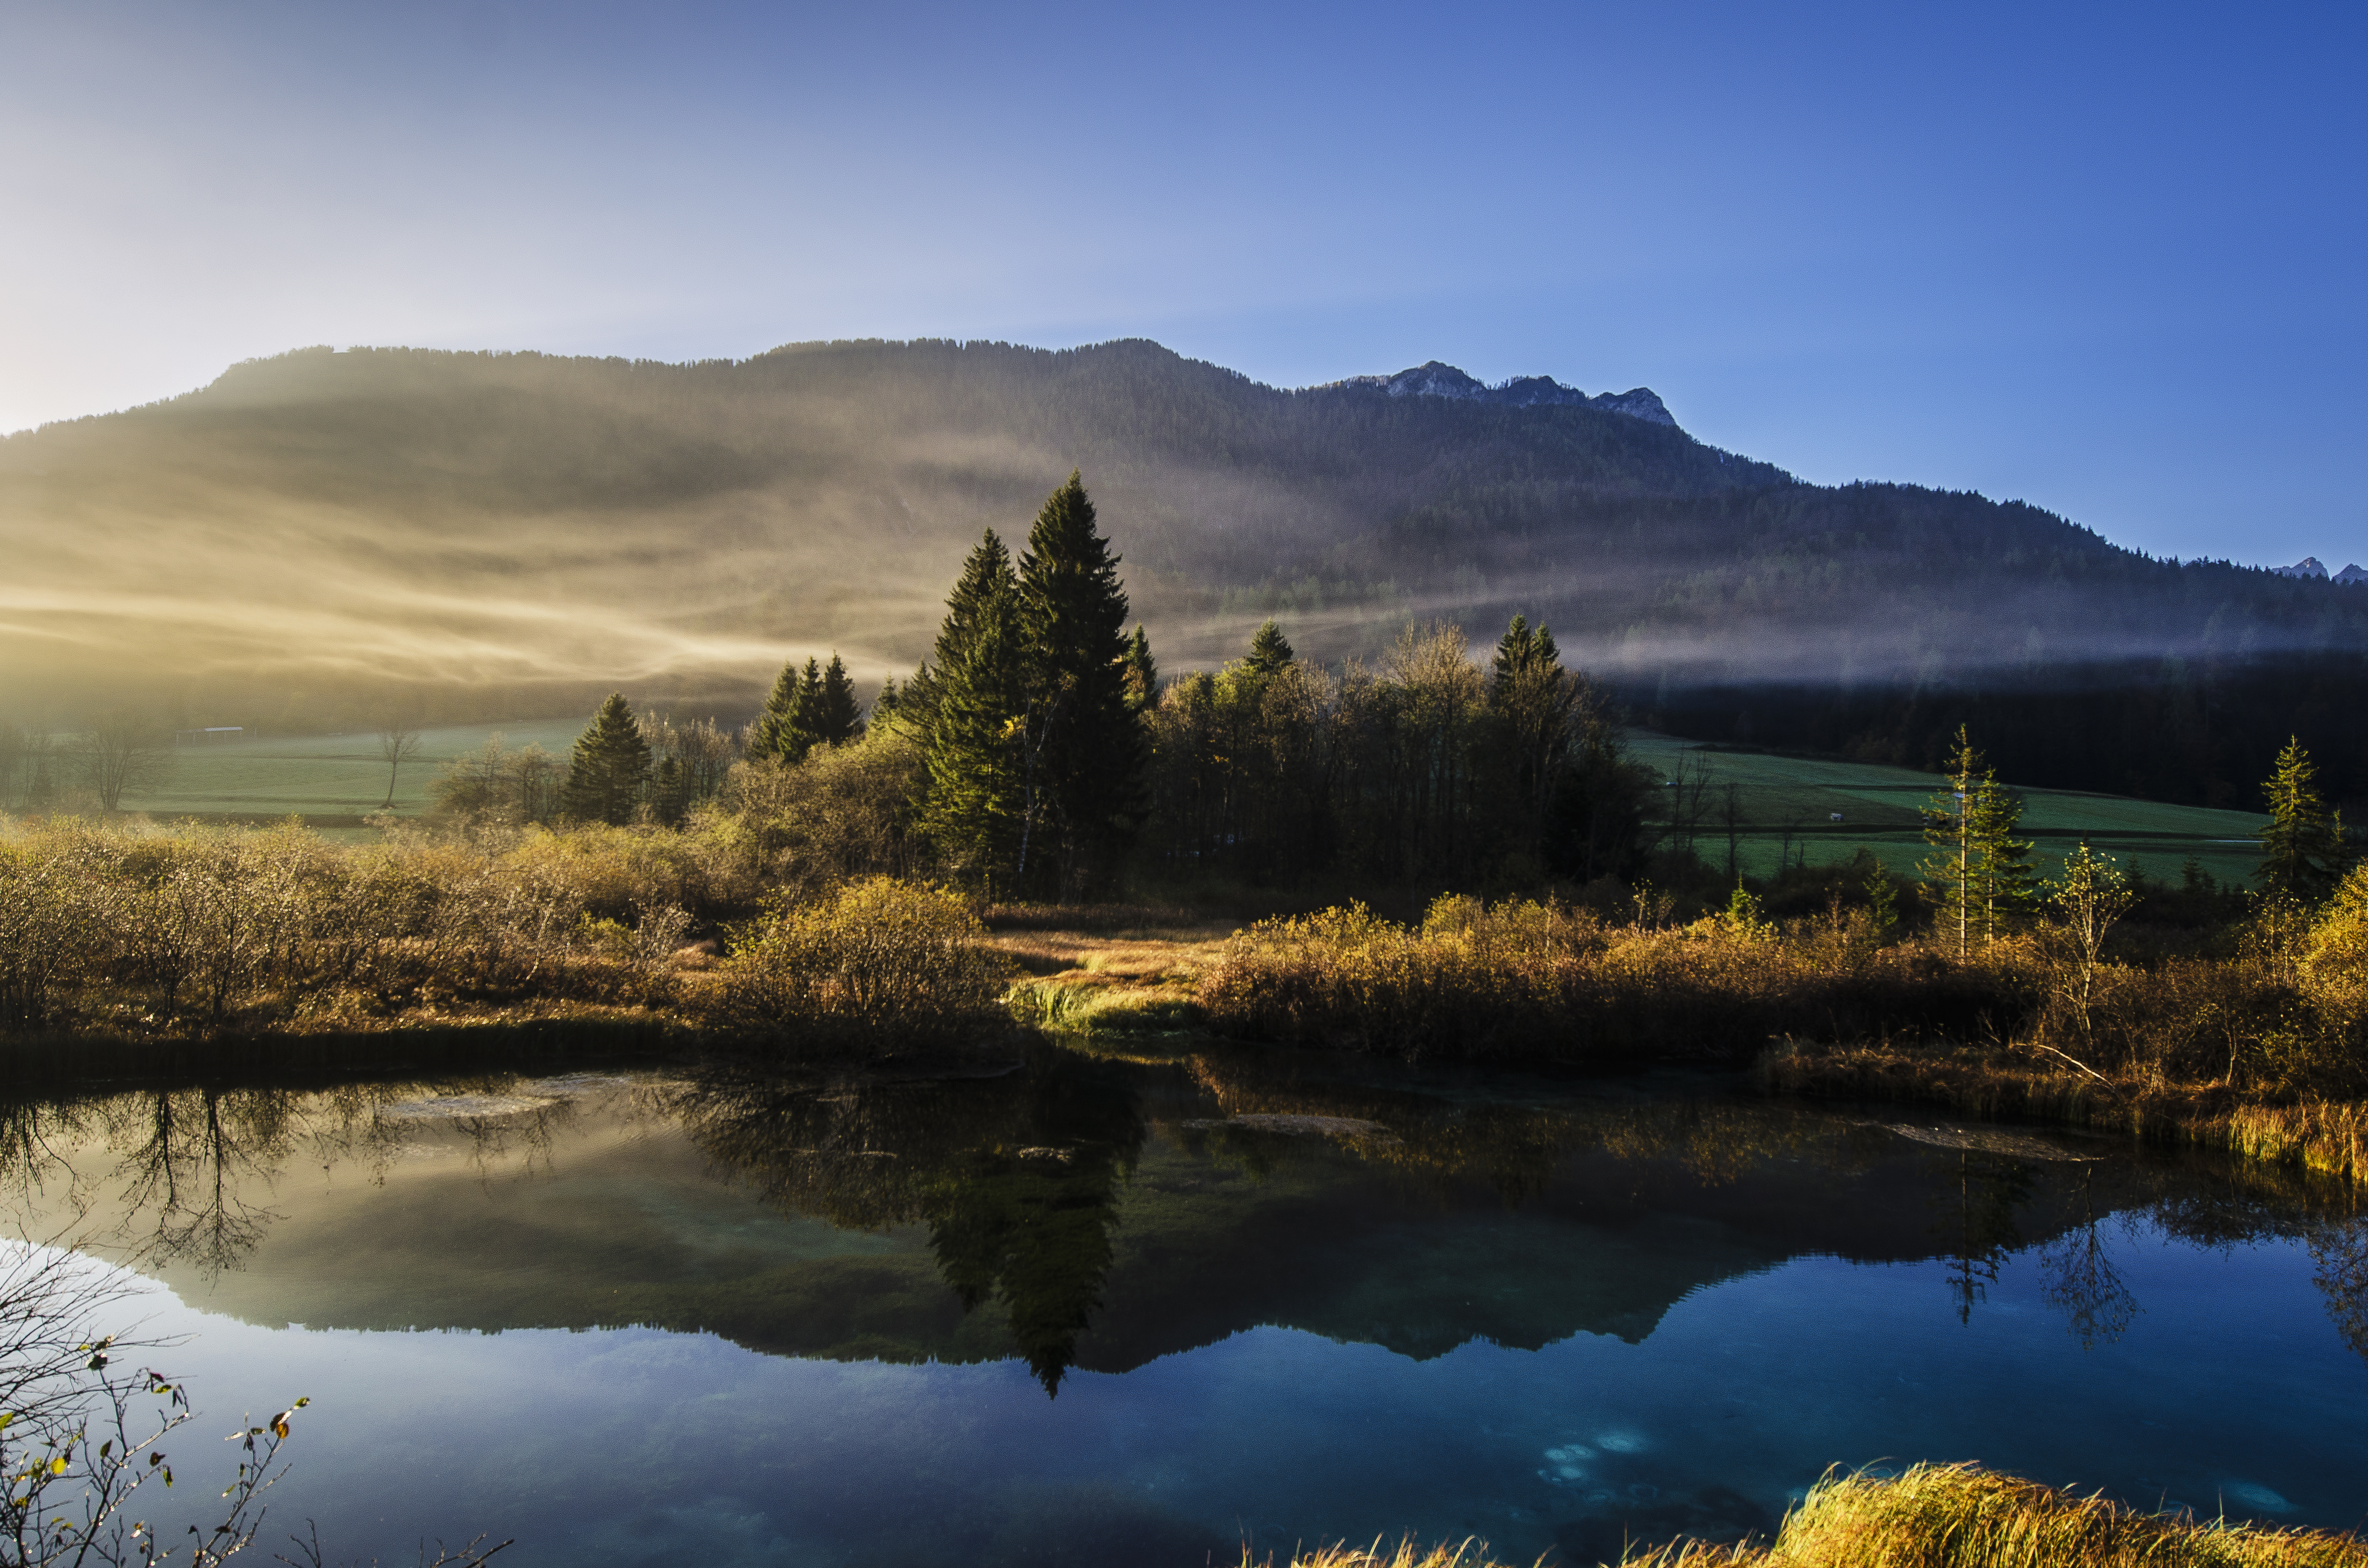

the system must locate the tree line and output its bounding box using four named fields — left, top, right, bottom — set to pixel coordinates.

left=446, top=471, right=2361, bottom=919
left=478, top=472, right=1654, bottom=901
